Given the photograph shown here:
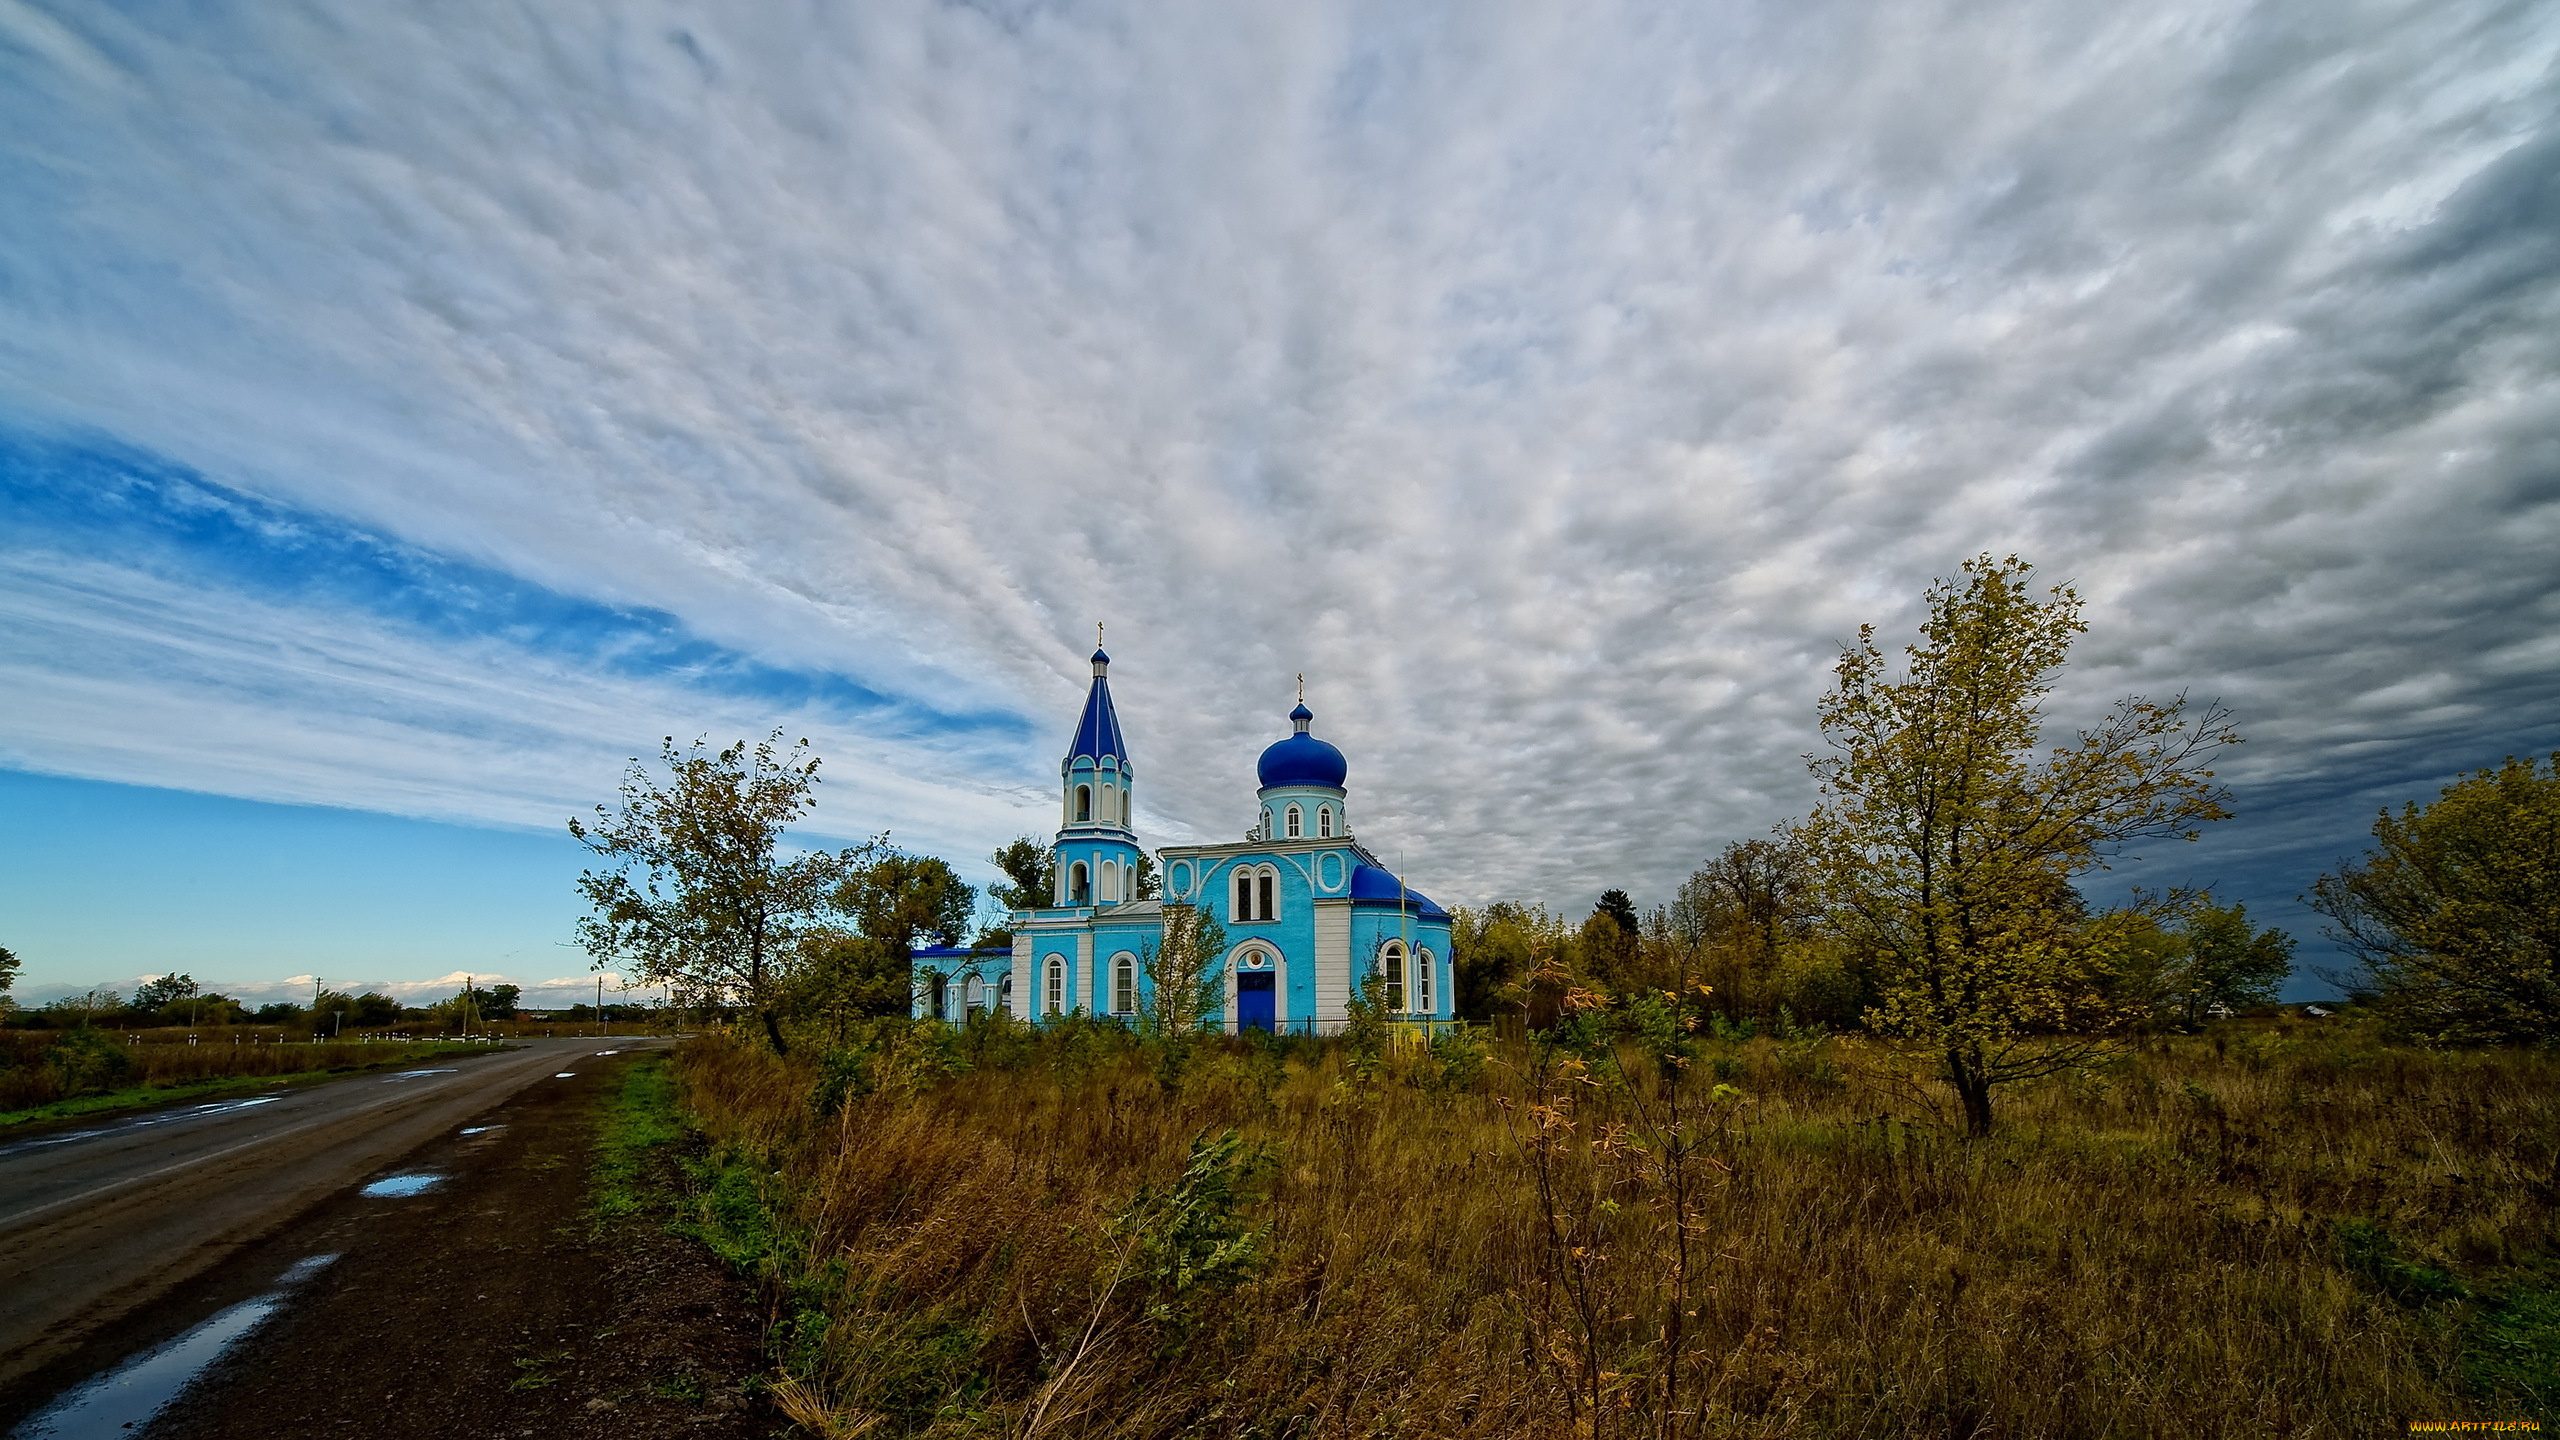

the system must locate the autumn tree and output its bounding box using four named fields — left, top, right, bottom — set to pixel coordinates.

left=1452, top=902, right=1560, bottom=1023
left=1802, top=555, right=2238, bottom=1136
left=2310, top=753, right=2560, bottom=1044
left=570, top=732, right=868, bottom=1055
